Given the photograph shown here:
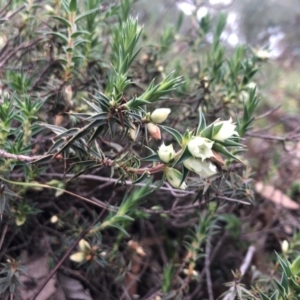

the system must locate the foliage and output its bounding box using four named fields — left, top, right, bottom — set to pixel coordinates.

left=0, top=0, right=298, bottom=299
